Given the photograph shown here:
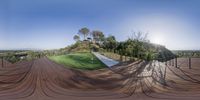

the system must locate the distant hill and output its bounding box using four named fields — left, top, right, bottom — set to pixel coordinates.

left=140, top=42, right=176, bottom=62
left=172, top=50, right=200, bottom=57
left=155, top=45, right=176, bottom=61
